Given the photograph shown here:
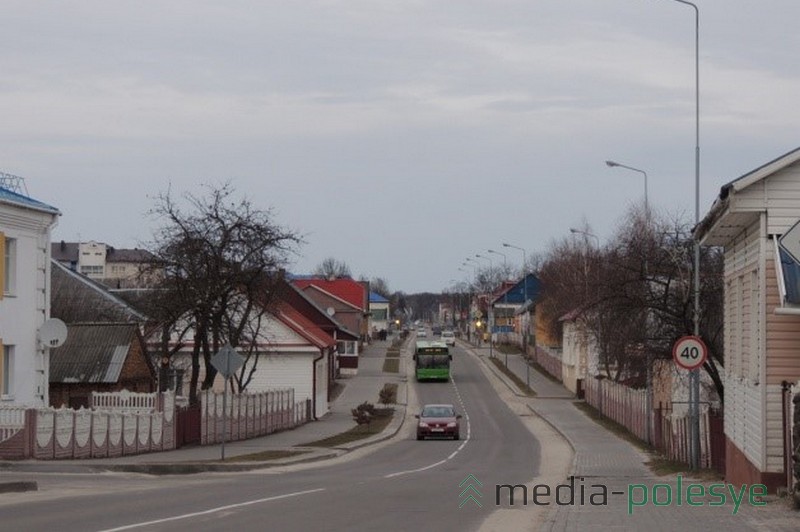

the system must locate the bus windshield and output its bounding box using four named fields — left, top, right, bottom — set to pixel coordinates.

left=414, top=341, right=451, bottom=381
